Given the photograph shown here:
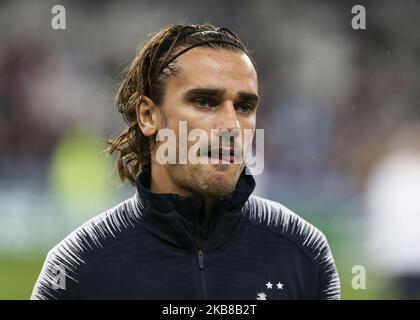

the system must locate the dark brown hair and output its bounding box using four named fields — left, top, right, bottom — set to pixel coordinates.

left=107, top=23, right=256, bottom=185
